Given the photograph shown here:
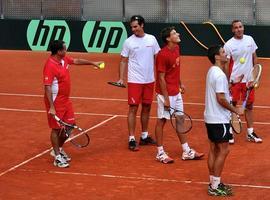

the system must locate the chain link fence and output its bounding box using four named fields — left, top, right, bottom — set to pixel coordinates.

left=0, top=0, right=269, bottom=25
